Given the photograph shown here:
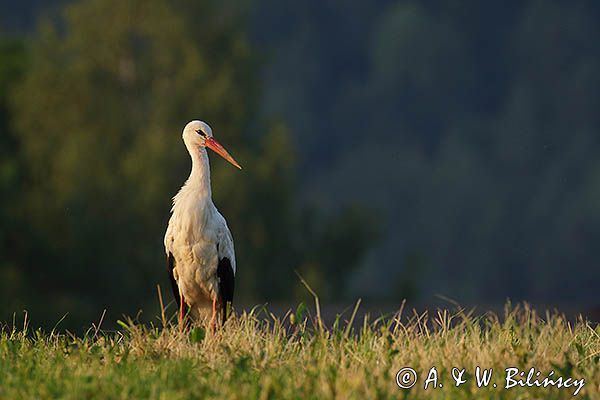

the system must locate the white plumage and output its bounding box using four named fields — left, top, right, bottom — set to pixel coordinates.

left=164, top=120, right=240, bottom=328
